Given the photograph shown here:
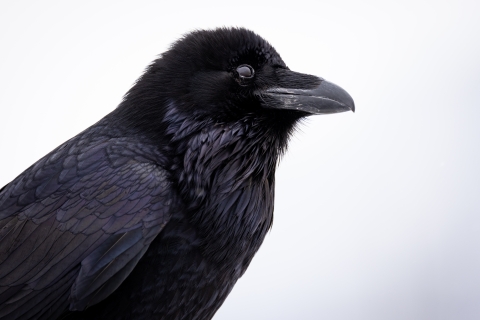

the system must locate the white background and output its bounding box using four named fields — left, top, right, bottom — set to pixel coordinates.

left=1, top=1, right=479, bottom=319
